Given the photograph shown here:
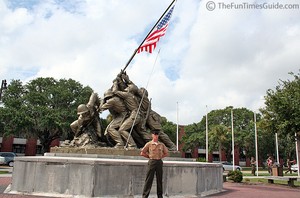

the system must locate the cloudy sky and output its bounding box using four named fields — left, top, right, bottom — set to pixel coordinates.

left=0, top=0, right=299, bottom=125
